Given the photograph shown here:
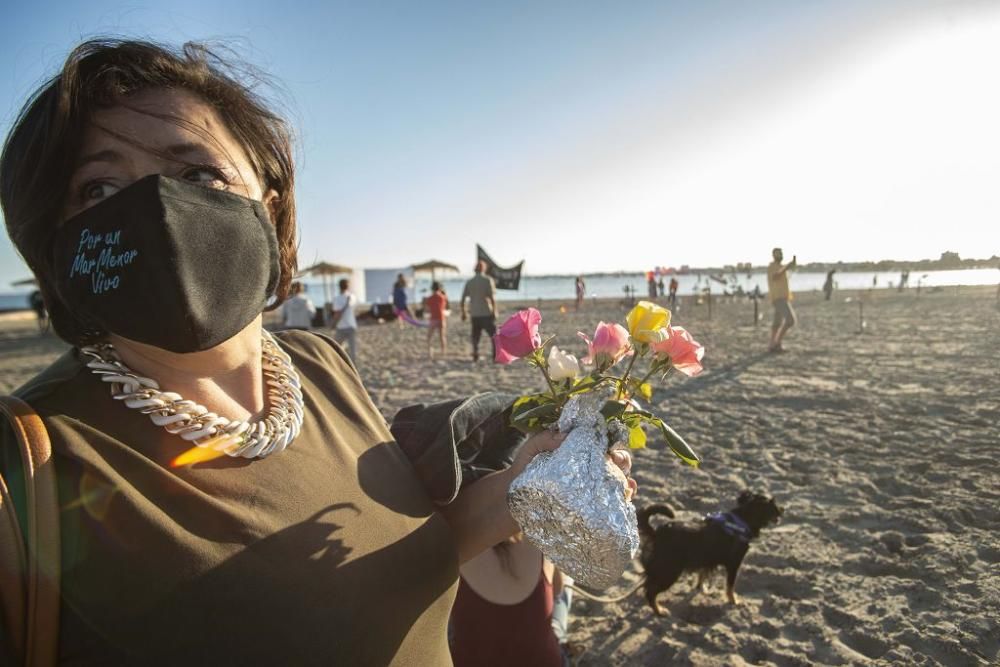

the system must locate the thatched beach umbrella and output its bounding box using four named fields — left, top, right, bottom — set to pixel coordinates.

left=410, top=259, right=459, bottom=283
left=300, top=261, right=352, bottom=305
